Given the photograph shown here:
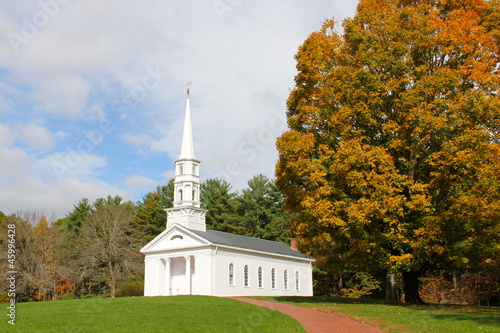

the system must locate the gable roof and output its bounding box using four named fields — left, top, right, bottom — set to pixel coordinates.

left=189, top=228, right=312, bottom=260
left=140, top=224, right=209, bottom=254
left=141, top=224, right=314, bottom=261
